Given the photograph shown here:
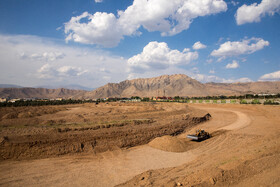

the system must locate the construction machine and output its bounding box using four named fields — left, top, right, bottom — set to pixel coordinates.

left=187, top=129, right=210, bottom=141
